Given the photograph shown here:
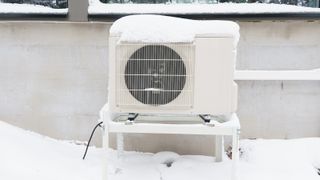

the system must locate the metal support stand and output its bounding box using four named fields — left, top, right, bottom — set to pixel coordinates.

left=102, top=121, right=109, bottom=180
left=100, top=104, right=240, bottom=180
